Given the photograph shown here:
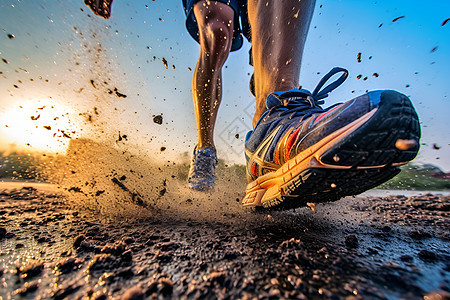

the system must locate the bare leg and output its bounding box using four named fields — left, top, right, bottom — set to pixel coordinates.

left=84, top=0, right=113, bottom=19
left=247, top=0, right=316, bottom=126
left=192, top=1, right=234, bottom=149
